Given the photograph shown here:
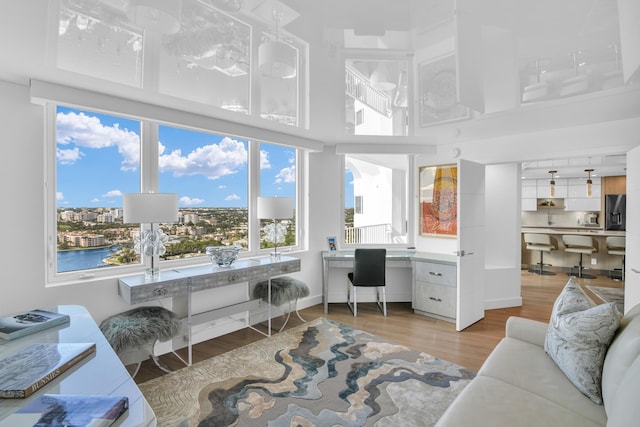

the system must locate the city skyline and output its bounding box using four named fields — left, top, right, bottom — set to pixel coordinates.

left=56, top=106, right=296, bottom=208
